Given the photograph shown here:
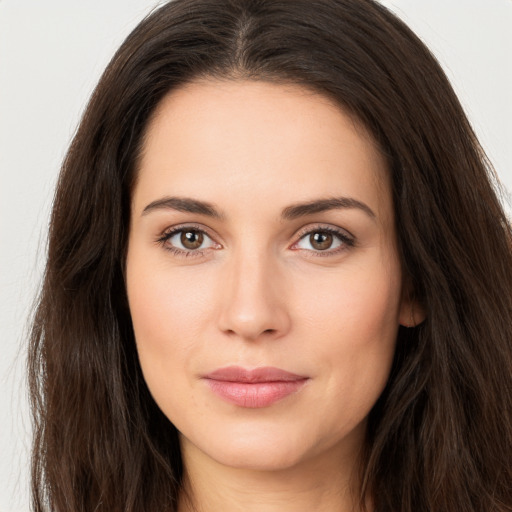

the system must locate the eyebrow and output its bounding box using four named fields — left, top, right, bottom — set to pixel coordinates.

left=142, top=196, right=224, bottom=219
left=281, top=197, right=376, bottom=221
left=141, top=195, right=376, bottom=221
